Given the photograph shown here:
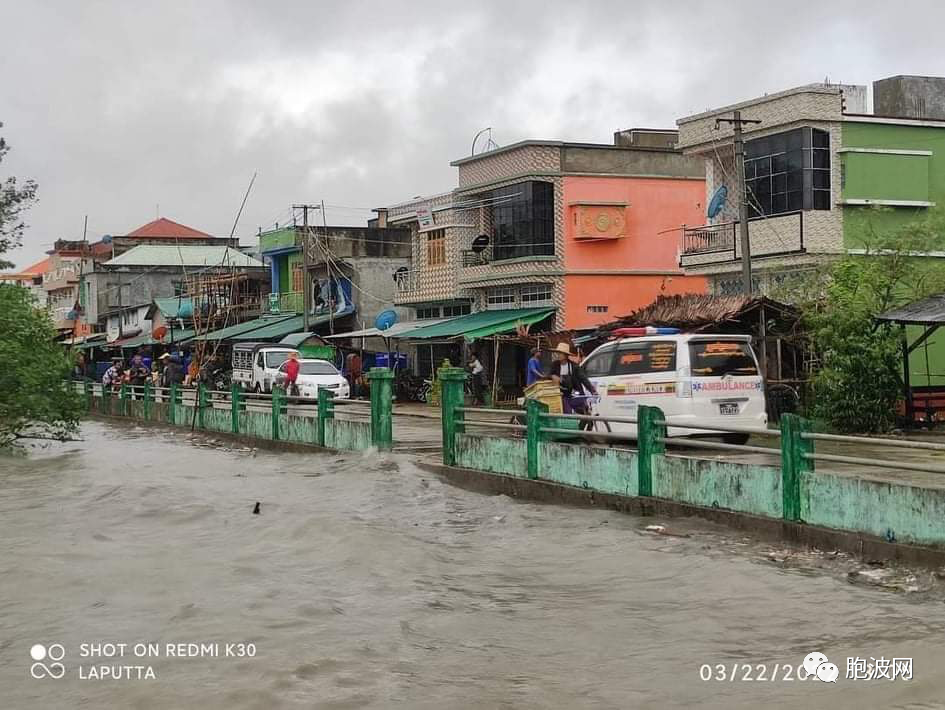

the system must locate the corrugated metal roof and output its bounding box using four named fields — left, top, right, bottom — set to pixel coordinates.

left=105, top=245, right=264, bottom=268
left=324, top=318, right=449, bottom=340
left=877, top=295, right=945, bottom=324
left=195, top=314, right=297, bottom=341
left=232, top=306, right=355, bottom=341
